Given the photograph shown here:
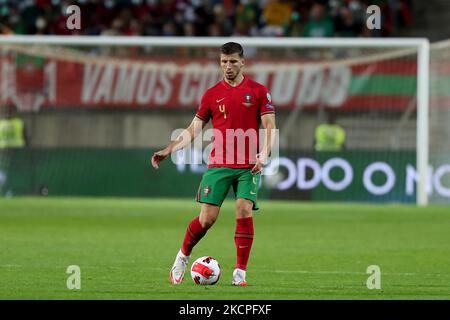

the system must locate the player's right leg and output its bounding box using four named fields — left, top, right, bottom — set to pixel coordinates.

left=170, top=167, right=233, bottom=285
left=169, top=203, right=220, bottom=285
